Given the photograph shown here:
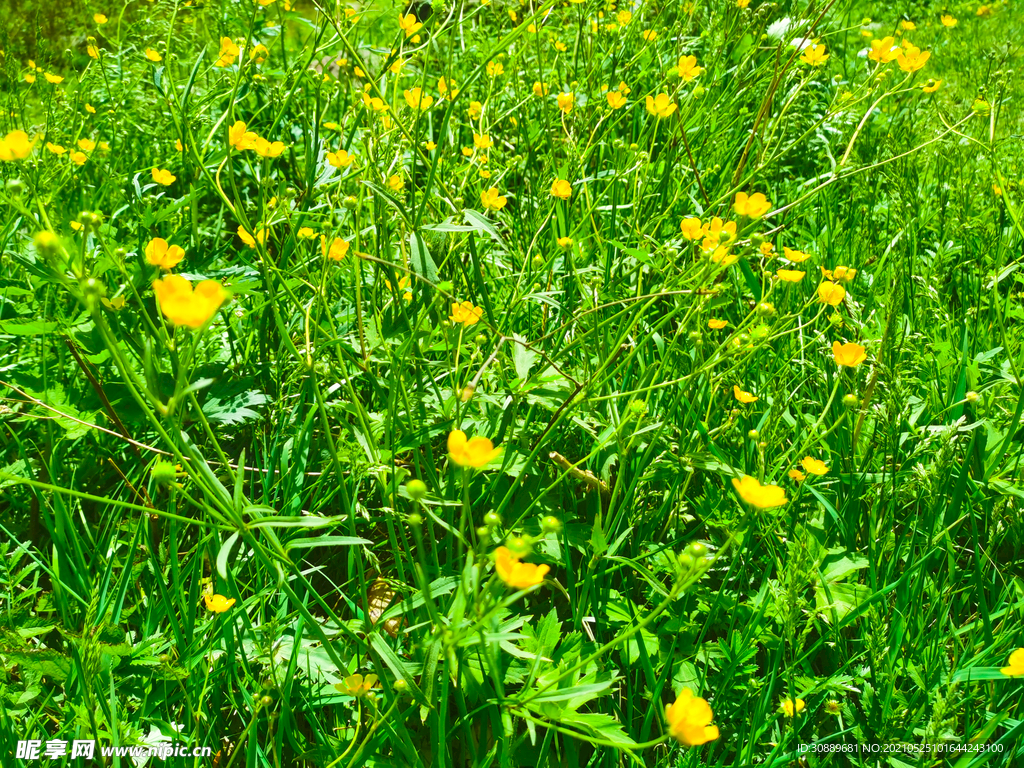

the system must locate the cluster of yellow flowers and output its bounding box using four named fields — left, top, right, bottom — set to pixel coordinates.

left=228, top=120, right=286, bottom=158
